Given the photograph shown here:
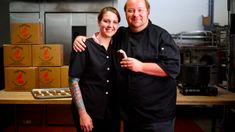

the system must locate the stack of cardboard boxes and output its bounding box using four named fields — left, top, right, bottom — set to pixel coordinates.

left=4, top=22, right=69, bottom=91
